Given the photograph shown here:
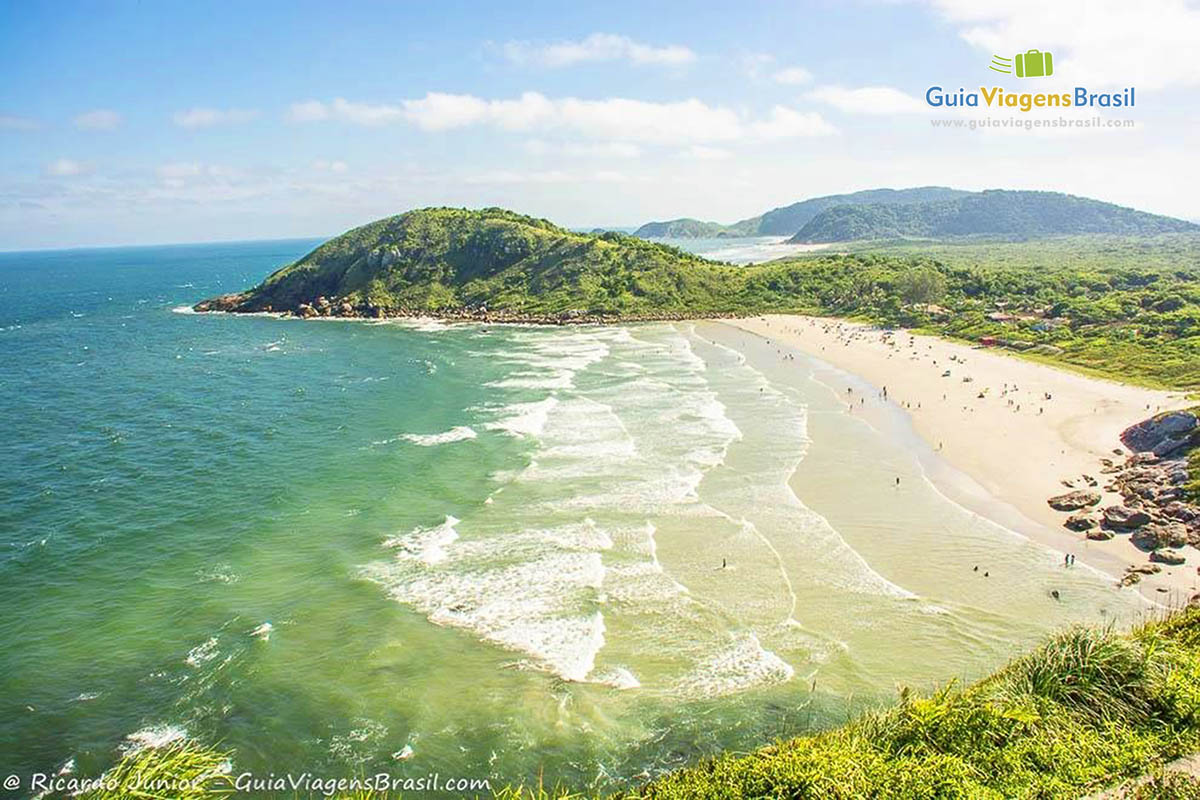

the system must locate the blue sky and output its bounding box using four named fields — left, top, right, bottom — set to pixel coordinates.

left=2, top=0, right=1198, bottom=248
